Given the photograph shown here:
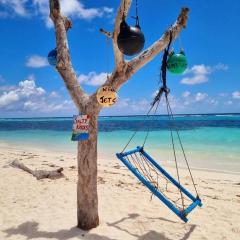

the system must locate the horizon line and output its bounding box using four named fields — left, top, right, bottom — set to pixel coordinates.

left=0, top=112, right=239, bottom=119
